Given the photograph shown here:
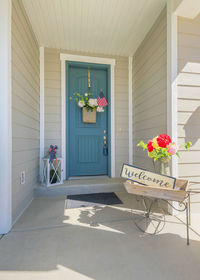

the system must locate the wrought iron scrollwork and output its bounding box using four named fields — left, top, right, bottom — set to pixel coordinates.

left=160, top=196, right=189, bottom=212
